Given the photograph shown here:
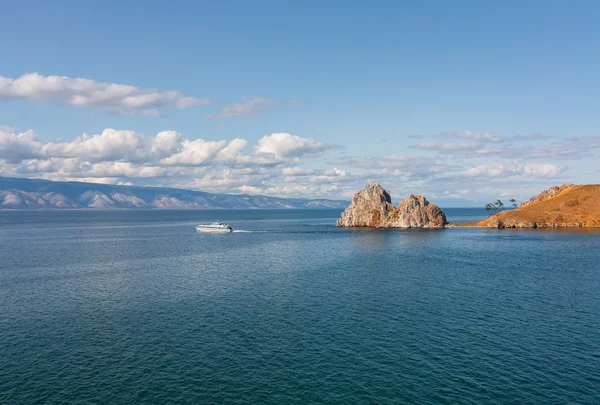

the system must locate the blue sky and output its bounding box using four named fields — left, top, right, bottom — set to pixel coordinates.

left=1, top=0, right=598, bottom=205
